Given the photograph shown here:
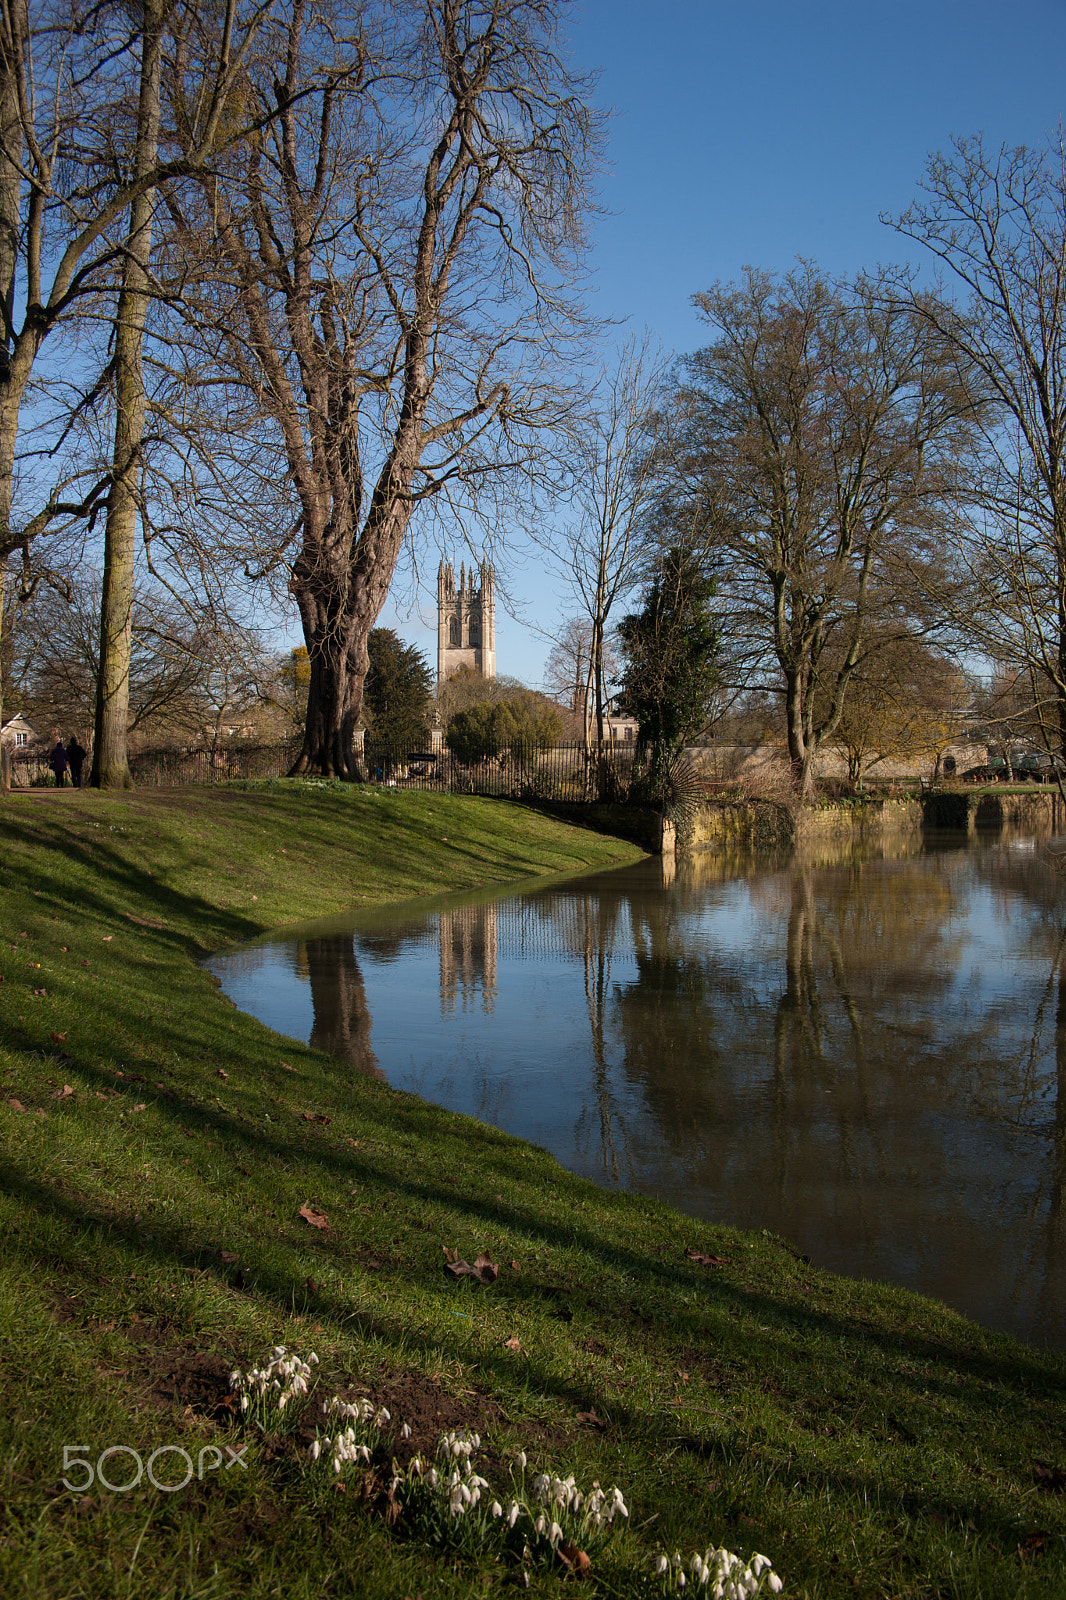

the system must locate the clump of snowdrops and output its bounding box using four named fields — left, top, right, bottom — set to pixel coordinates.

left=227, top=1350, right=785, bottom=1593
left=309, top=1394, right=405, bottom=1477
left=228, top=1346, right=318, bottom=1430
left=656, top=1547, right=783, bottom=1596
